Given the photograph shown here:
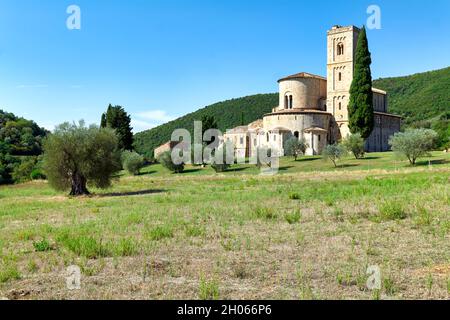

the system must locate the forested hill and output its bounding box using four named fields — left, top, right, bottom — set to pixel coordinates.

left=134, top=94, right=278, bottom=158
left=373, top=67, right=450, bottom=124
left=0, top=110, right=47, bottom=156
left=134, top=67, right=450, bottom=158
left=0, top=109, right=48, bottom=184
